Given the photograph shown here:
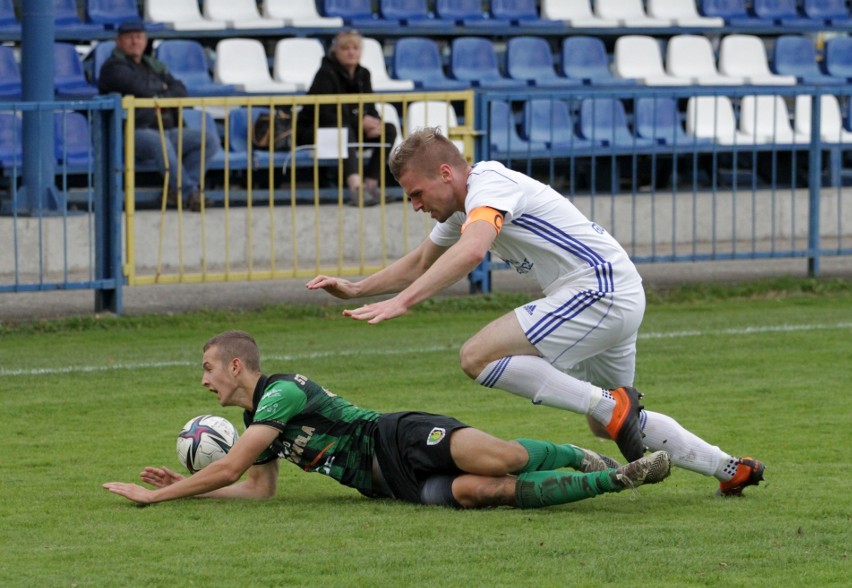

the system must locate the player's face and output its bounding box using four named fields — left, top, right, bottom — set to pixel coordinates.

left=398, top=164, right=459, bottom=223
left=200, top=347, right=237, bottom=406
